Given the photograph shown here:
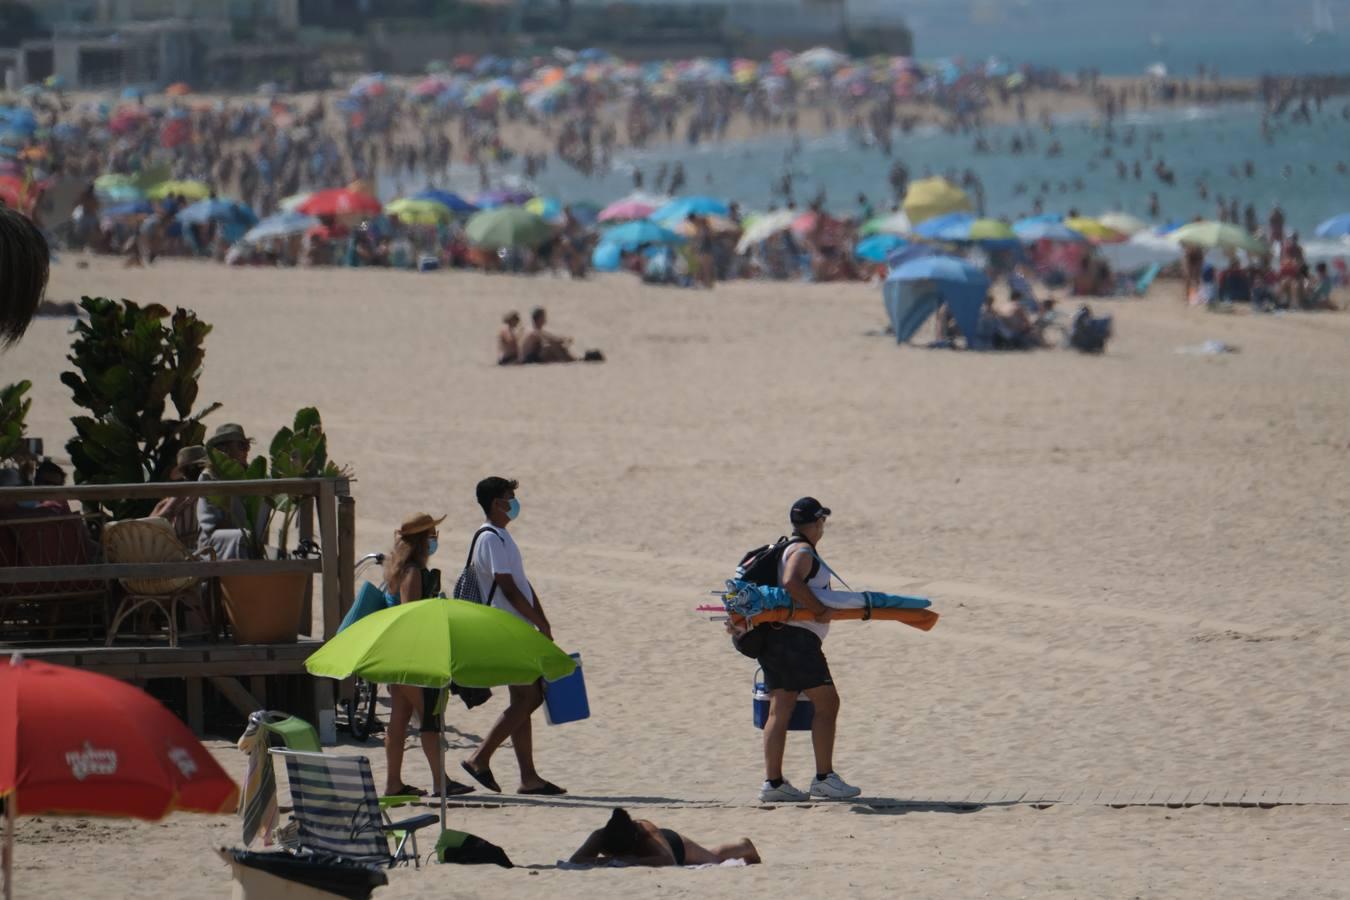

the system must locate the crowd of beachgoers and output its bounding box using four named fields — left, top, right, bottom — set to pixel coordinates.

left=2, top=47, right=1348, bottom=346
